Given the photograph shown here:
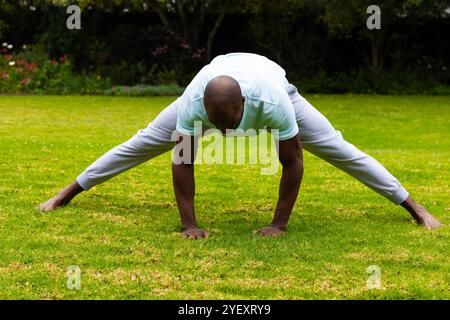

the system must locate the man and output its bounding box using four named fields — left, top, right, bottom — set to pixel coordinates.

left=38, top=53, right=442, bottom=238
